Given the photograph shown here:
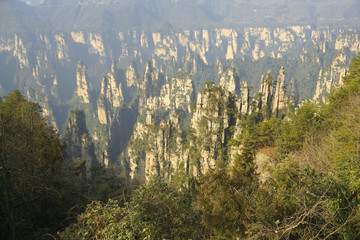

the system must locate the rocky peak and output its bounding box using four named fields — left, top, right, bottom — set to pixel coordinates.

left=75, top=61, right=91, bottom=104
left=168, top=69, right=194, bottom=112
left=216, top=58, right=223, bottom=75
left=122, top=62, right=139, bottom=103
left=111, top=60, right=116, bottom=74
left=88, top=33, right=106, bottom=57
left=54, top=34, right=68, bottom=61
left=13, top=34, right=29, bottom=68
left=240, top=81, right=250, bottom=114
left=125, top=62, right=138, bottom=88
left=144, top=61, right=158, bottom=81
left=220, top=67, right=240, bottom=95
left=2, top=25, right=358, bottom=186
left=272, top=66, right=286, bottom=118
left=190, top=84, right=238, bottom=174
left=140, top=61, right=164, bottom=98
left=143, top=68, right=194, bottom=113
left=258, top=70, right=273, bottom=113
left=63, top=110, right=96, bottom=179
left=50, top=75, right=59, bottom=99
left=65, top=110, right=88, bottom=136
left=145, top=61, right=160, bottom=82
left=313, top=53, right=348, bottom=102
left=192, top=85, right=228, bottom=134
left=169, top=110, right=180, bottom=127
left=126, top=108, right=185, bottom=184
left=97, top=71, right=124, bottom=125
